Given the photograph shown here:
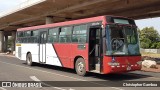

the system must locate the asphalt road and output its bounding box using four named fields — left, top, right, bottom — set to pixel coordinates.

left=0, top=54, right=159, bottom=90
